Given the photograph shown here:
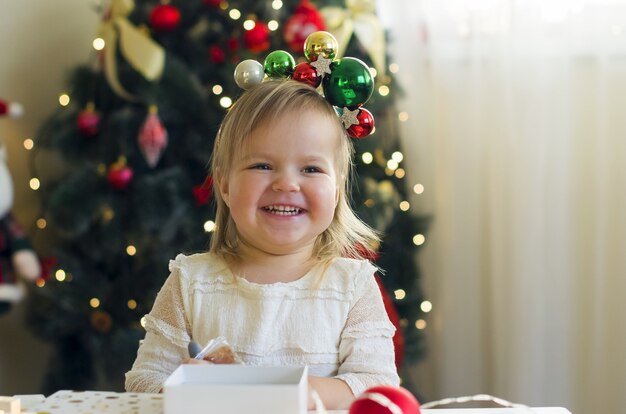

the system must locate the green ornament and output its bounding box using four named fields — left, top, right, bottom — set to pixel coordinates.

left=322, top=57, right=374, bottom=109
left=263, top=50, right=296, bottom=79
